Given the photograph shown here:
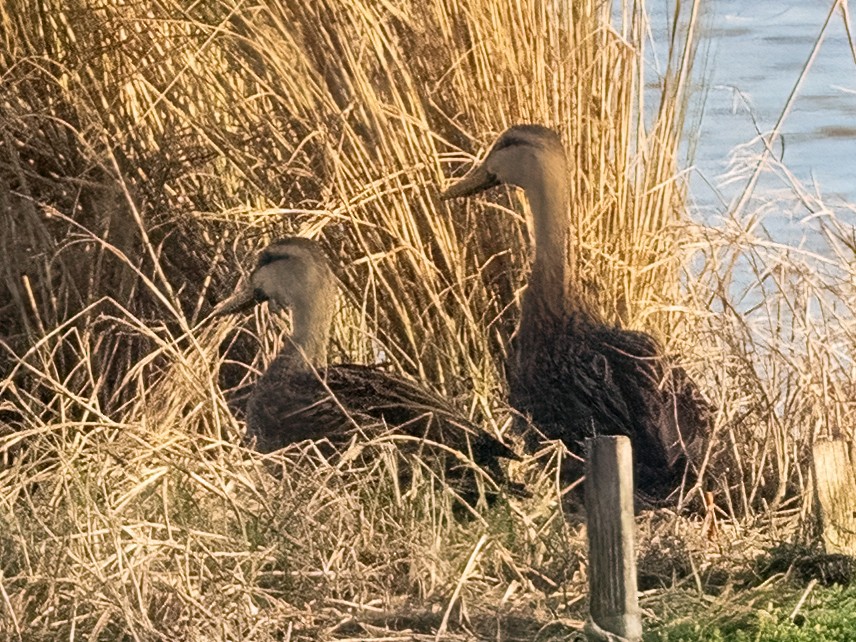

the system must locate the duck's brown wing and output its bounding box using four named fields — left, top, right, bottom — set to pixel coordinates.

left=246, top=361, right=521, bottom=498
left=325, top=363, right=519, bottom=465
left=508, top=324, right=636, bottom=446
left=509, top=318, right=711, bottom=499
left=594, top=327, right=713, bottom=496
